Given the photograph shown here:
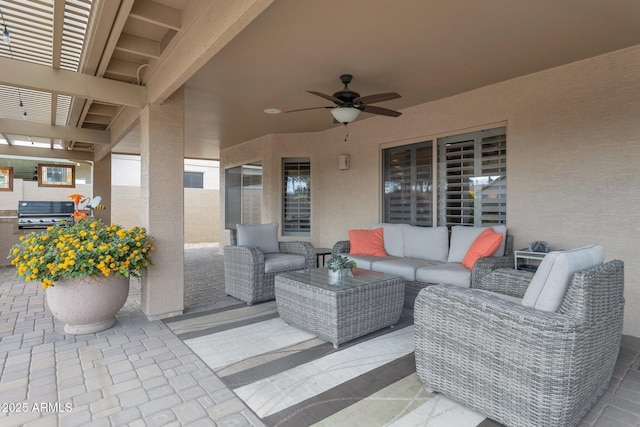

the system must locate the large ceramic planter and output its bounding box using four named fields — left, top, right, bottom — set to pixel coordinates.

left=45, top=275, right=130, bottom=334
